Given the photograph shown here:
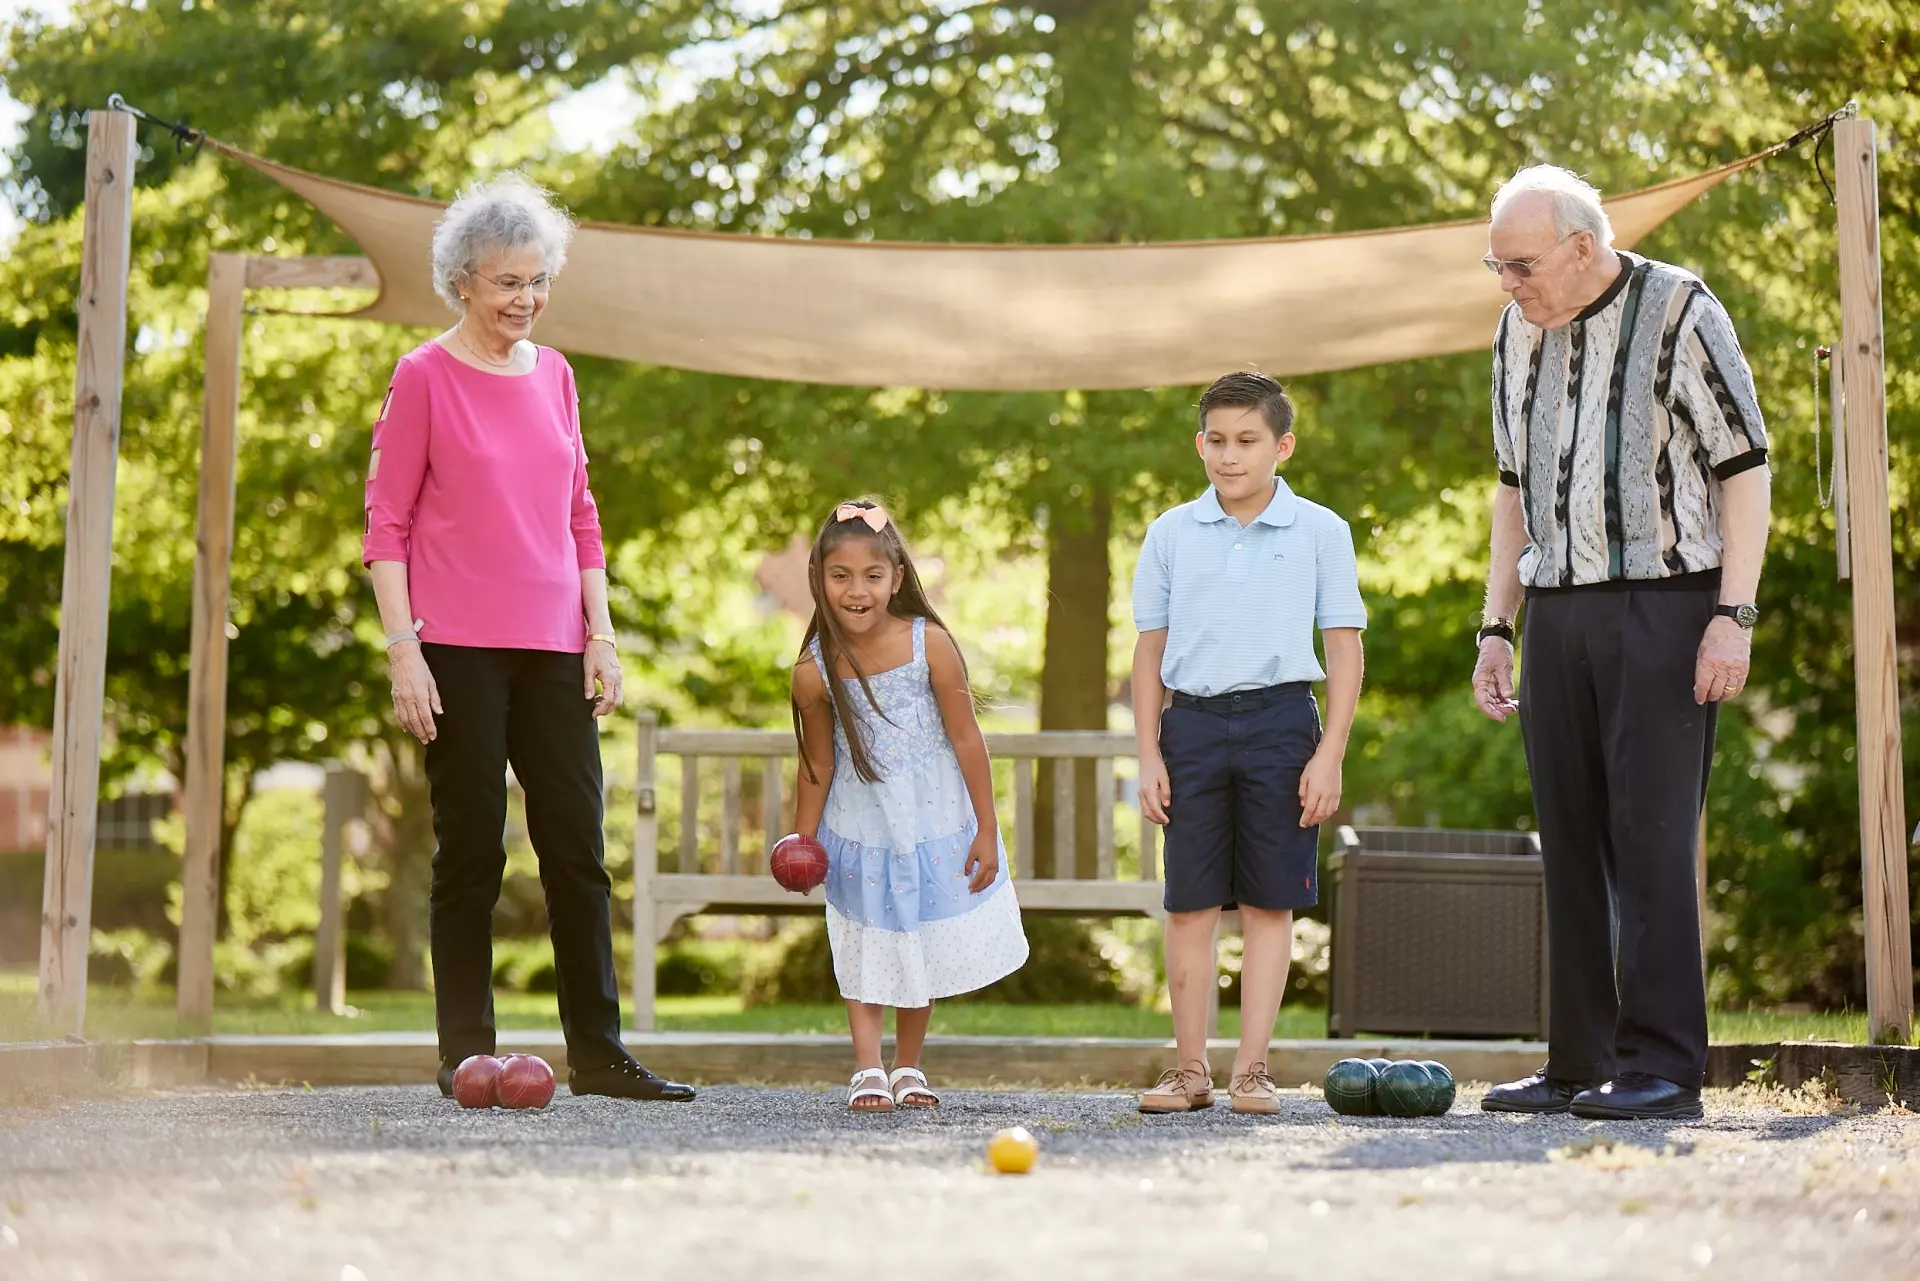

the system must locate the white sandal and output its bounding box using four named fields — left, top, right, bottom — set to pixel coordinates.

left=847, top=1067, right=895, bottom=1113
left=888, top=1066, right=939, bottom=1109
